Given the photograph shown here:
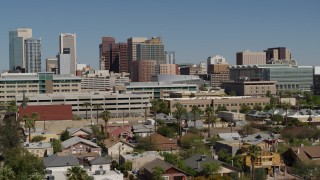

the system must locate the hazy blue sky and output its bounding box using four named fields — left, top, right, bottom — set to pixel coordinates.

left=0, top=0, right=319, bottom=71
